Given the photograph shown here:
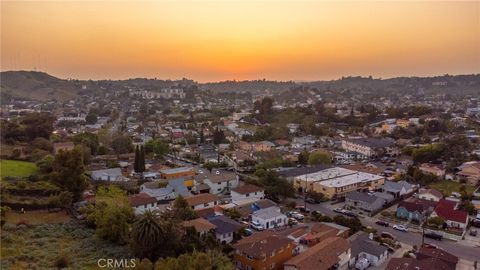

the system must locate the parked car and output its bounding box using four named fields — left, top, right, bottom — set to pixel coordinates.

left=393, top=224, right=408, bottom=232
left=250, top=221, right=264, bottom=231
left=291, top=211, right=305, bottom=221
left=295, top=206, right=311, bottom=213
left=288, top=218, right=299, bottom=225
left=470, top=230, right=477, bottom=237
left=334, top=207, right=345, bottom=214
left=375, top=220, right=389, bottom=227
left=381, top=232, right=396, bottom=240
left=425, top=232, right=443, bottom=241
left=343, top=211, right=357, bottom=218
left=306, top=198, right=319, bottom=204
left=243, top=228, right=253, bottom=236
